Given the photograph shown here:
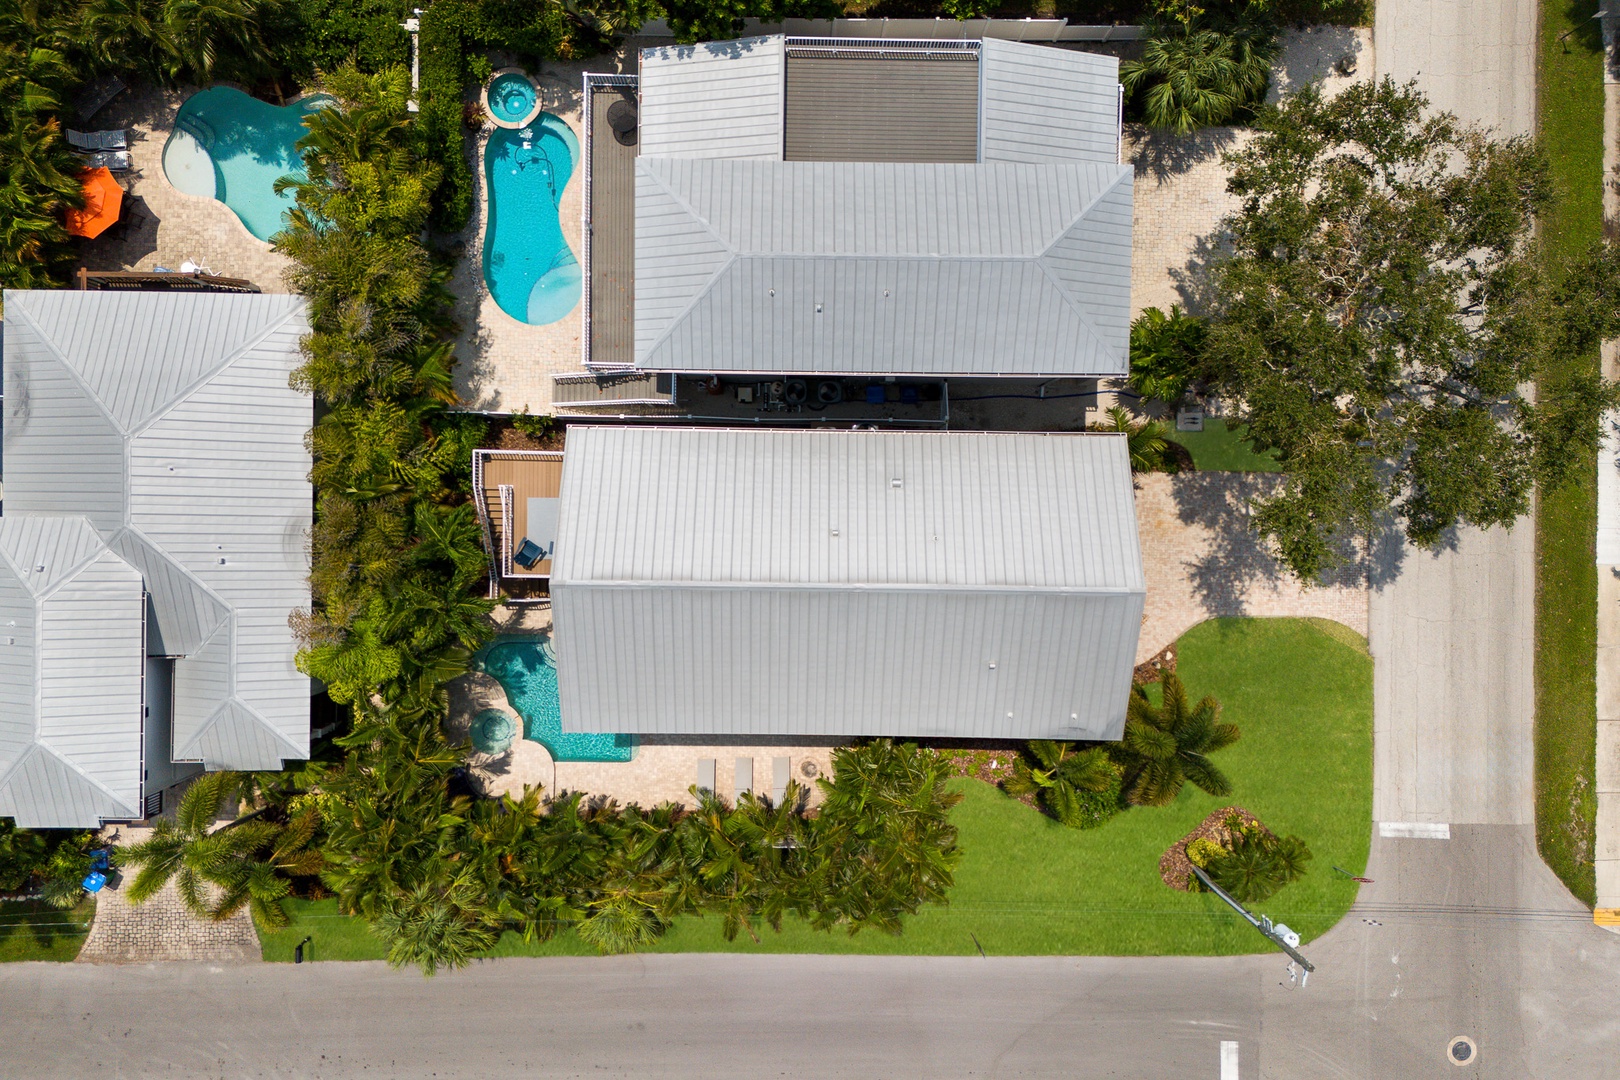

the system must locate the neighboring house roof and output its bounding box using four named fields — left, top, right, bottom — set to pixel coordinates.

left=2, top=290, right=313, bottom=776
left=634, top=158, right=1134, bottom=375
left=0, top=514, right=145, bottom=828
left=550, top=426, right=1145, bottom=741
